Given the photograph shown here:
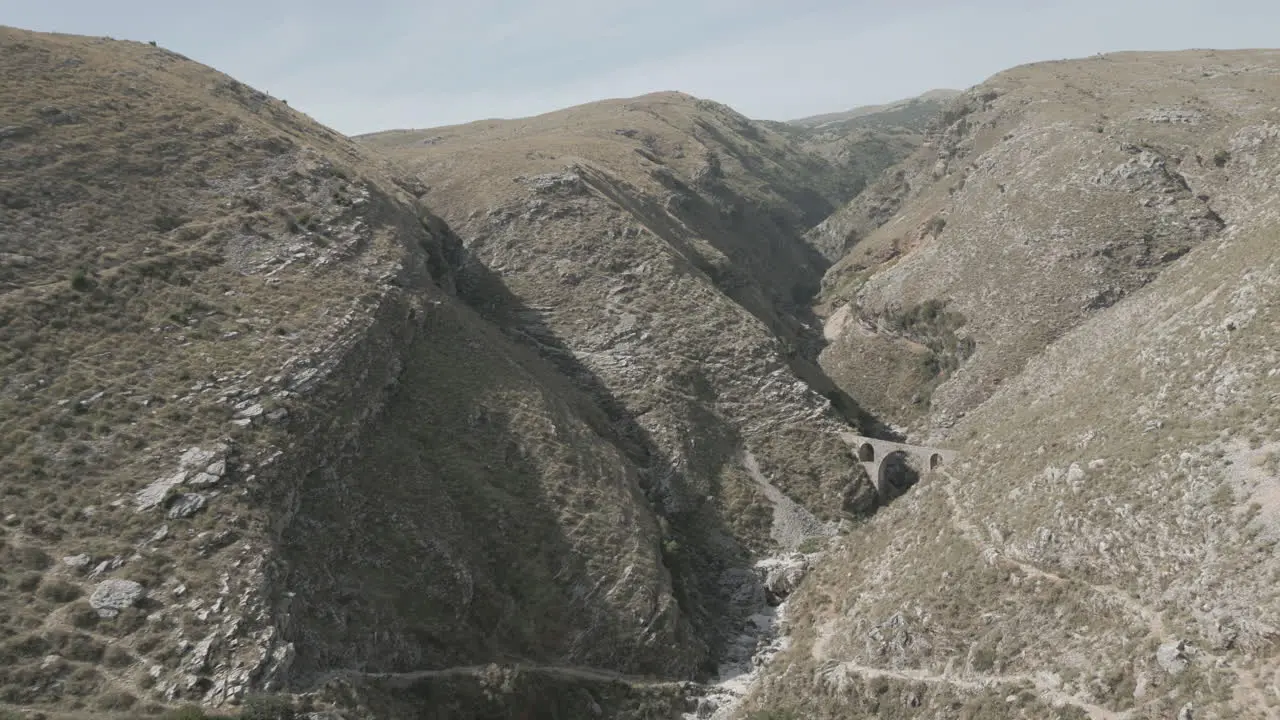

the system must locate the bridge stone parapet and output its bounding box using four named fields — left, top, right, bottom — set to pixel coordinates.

left=839, top=432, right=956, bottom=499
